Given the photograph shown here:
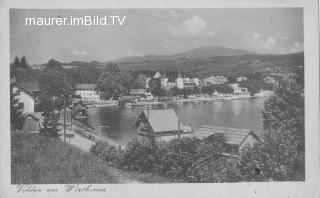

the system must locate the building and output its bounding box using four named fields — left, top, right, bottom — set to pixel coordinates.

left=228, top=83, right=250, bottom=97
left=183, top=77, right=198, bottom=88
left=129, top=89, right=153, bottom=101
left=133, top=109, right=191, bottom=144
left=75, top=84, right=100, bottom=102
left=22, top=112, right=43, bottom=133
left=205, top=76, right=228, bottom=85
left=195, top=125, right=260, bottom=154
left=166, top=81, right=176, bottom=89
left=263, top=76, right=277, bottom=84
left=160, top=73, right=169, bottom=88
left=12, top=82, right=40, bottom=113
left=145, top=77, right=151, bottom=88
left=237, top=76, right=248, bottom=82
left=176, top=70, right=184, bottom=89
